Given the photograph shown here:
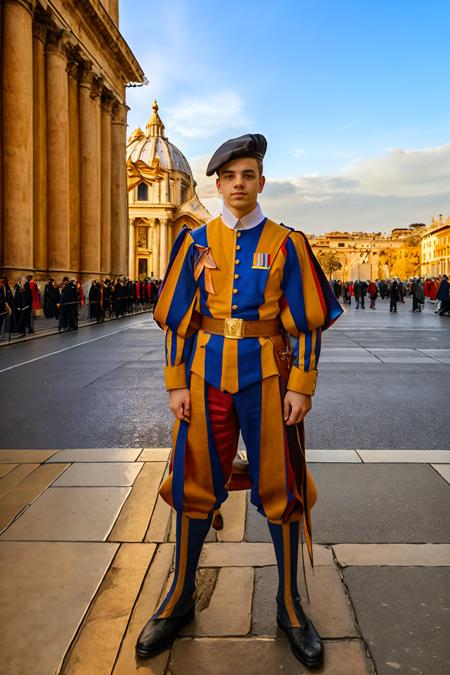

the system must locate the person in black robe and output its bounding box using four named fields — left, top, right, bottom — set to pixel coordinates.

left=59, top=278, right=78, bottom=332
left=113, top=279, right=127, bottom=317
left=88, top=281, right=102, bottom=322
left=44, top=279, right=60, bottom=319
left=389, top=279, right=399, bottom=312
